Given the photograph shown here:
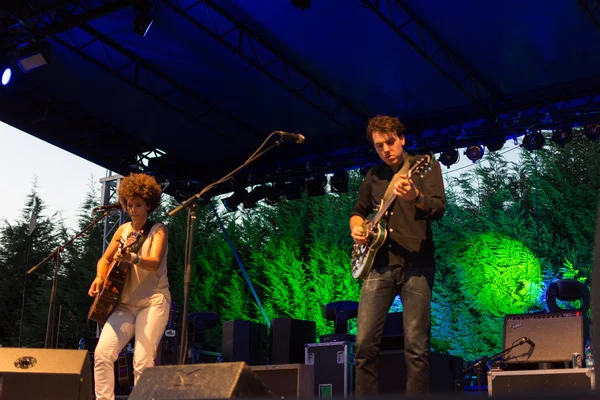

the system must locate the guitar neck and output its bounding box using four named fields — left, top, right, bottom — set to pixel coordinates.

left=370, top=170, right=415, bottom=226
